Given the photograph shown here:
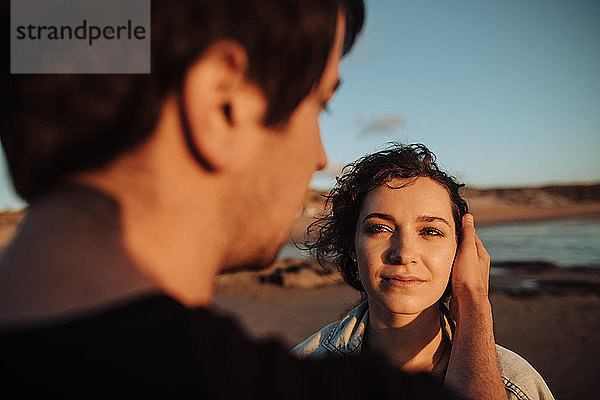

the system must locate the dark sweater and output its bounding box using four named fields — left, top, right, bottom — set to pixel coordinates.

left=1, top=293, right=461, bottom=398
left=0, top=185, right=461, bottom=399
